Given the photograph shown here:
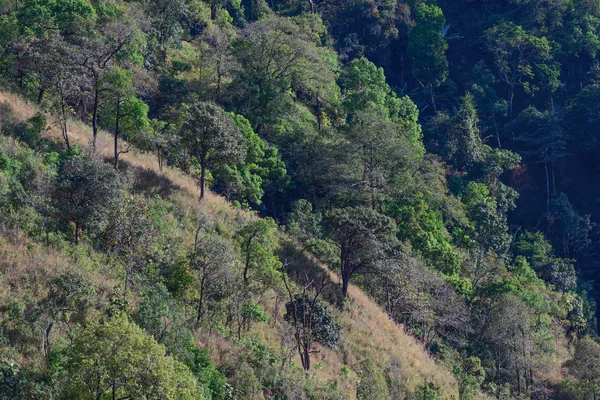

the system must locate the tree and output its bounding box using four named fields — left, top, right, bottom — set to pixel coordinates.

left=236, top=218, right=280, bottom=287
left=433, top=94, right=486, bottom=172
left=64, top=314, right=205, bottom=399
left=53, top=156, right=122, bottom=244
left=212, top=113, right=288, bottom=206
left=565, top=337, right=600, bottom=400
left=135, top=284, right=197, bottom=365
left=484, top=22, right=554, bottom=118
left=230, top=16, right=334, bottom=132
left=198, top=21, right=236, bottom=102
left=407, top=3, right=448, bottom=113
left=99, top=67, right=149, bottom=168
left=17, top=32, right=85, bottom=149
left=180, top=101, right=246, bottom=199
left=286, top=199, right=322, bottom=242
left=76, top=7, right=145, bottom=147
left=324, top=206, right=397, bottom=299
left=190, top=232, right=236, bottom=324
left=345, top=110, right=422, bottom=210
left=34, top=272, right=94, bottom=361
left=282, top=272, right=341, bottom=370
left=511, top=106, right=568, bottom=209
left=363, top=253, right=470, bottom=345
